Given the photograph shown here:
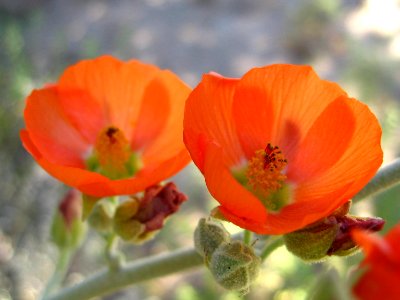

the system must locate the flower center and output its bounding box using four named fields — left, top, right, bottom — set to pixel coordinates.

left=86, top=126, right=141, bottom=179
left=234, top=143, right=291, bottom=212
left=247, top=144, right=288, bottom=193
